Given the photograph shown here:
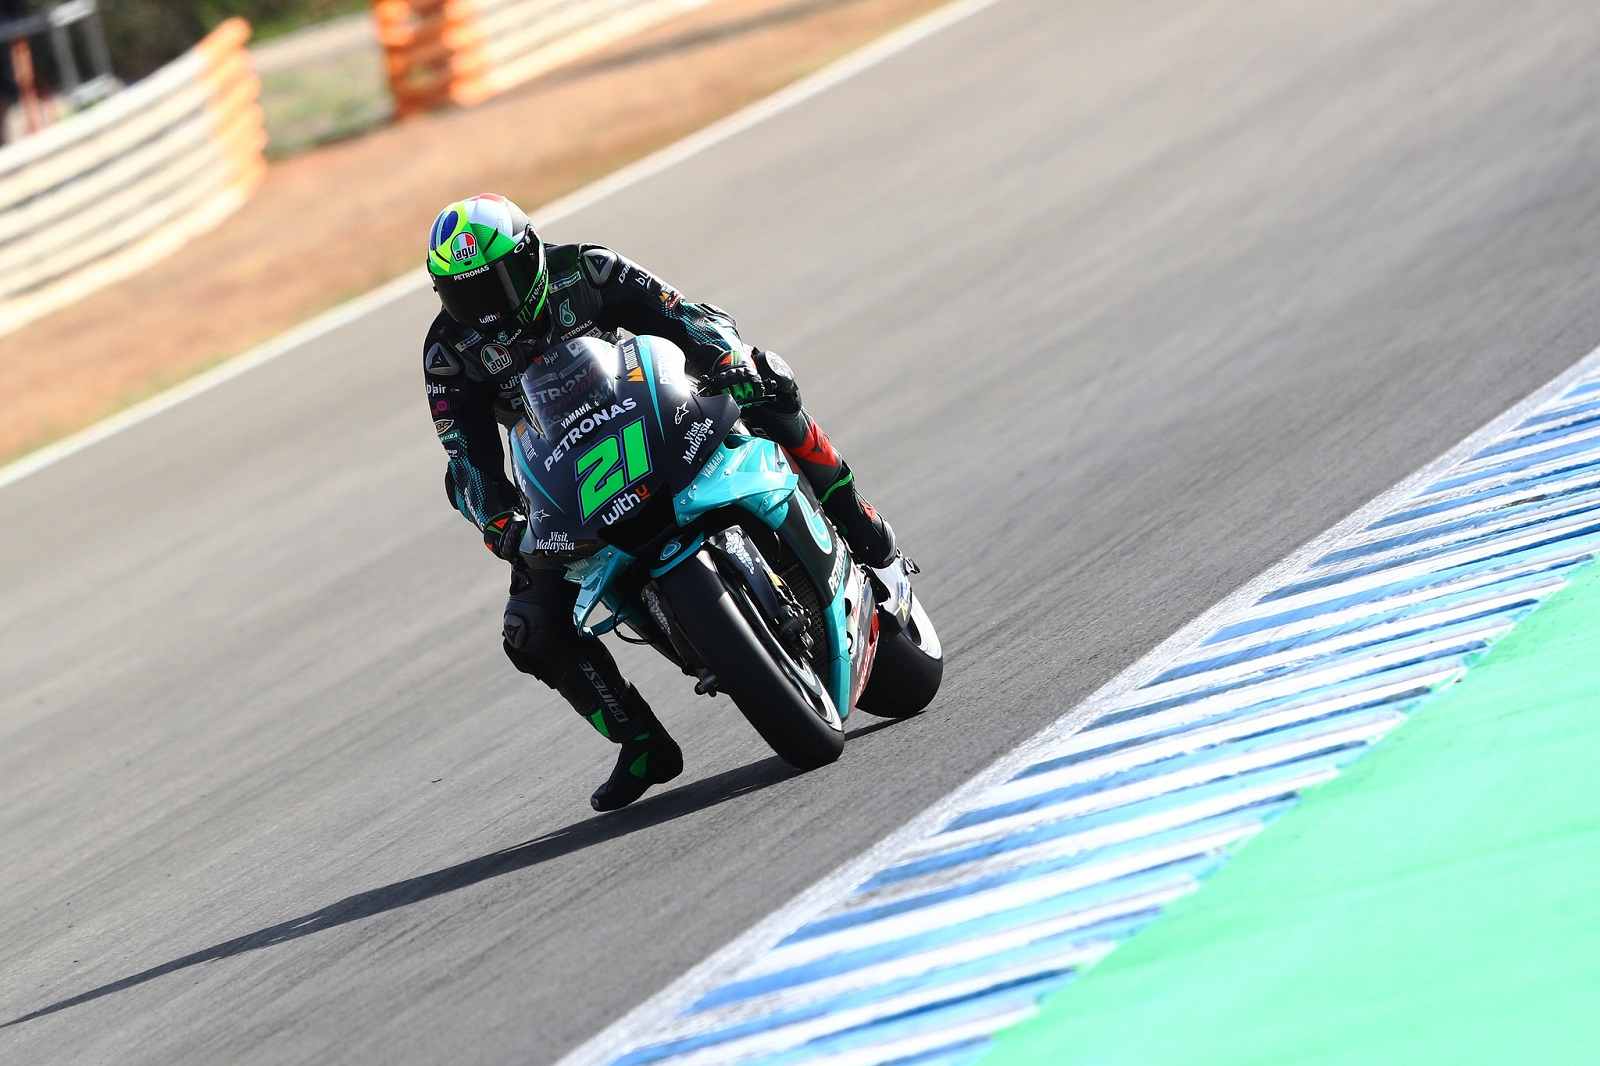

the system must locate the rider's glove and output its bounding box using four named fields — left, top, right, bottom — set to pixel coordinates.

left=700, top=350, right=766, bottom=407
left=483, top=510, right=528, bottom=561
